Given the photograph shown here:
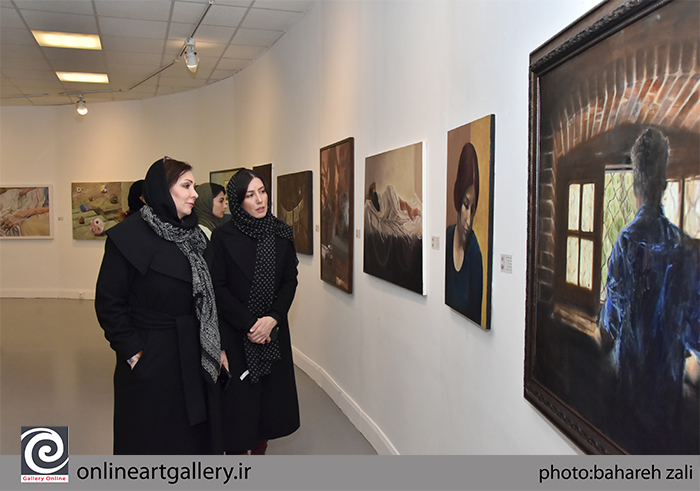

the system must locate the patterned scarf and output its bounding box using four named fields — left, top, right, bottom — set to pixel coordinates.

left=140, top=205, right=221, bottom=384
left=228, top=175, right=295, bottom=383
